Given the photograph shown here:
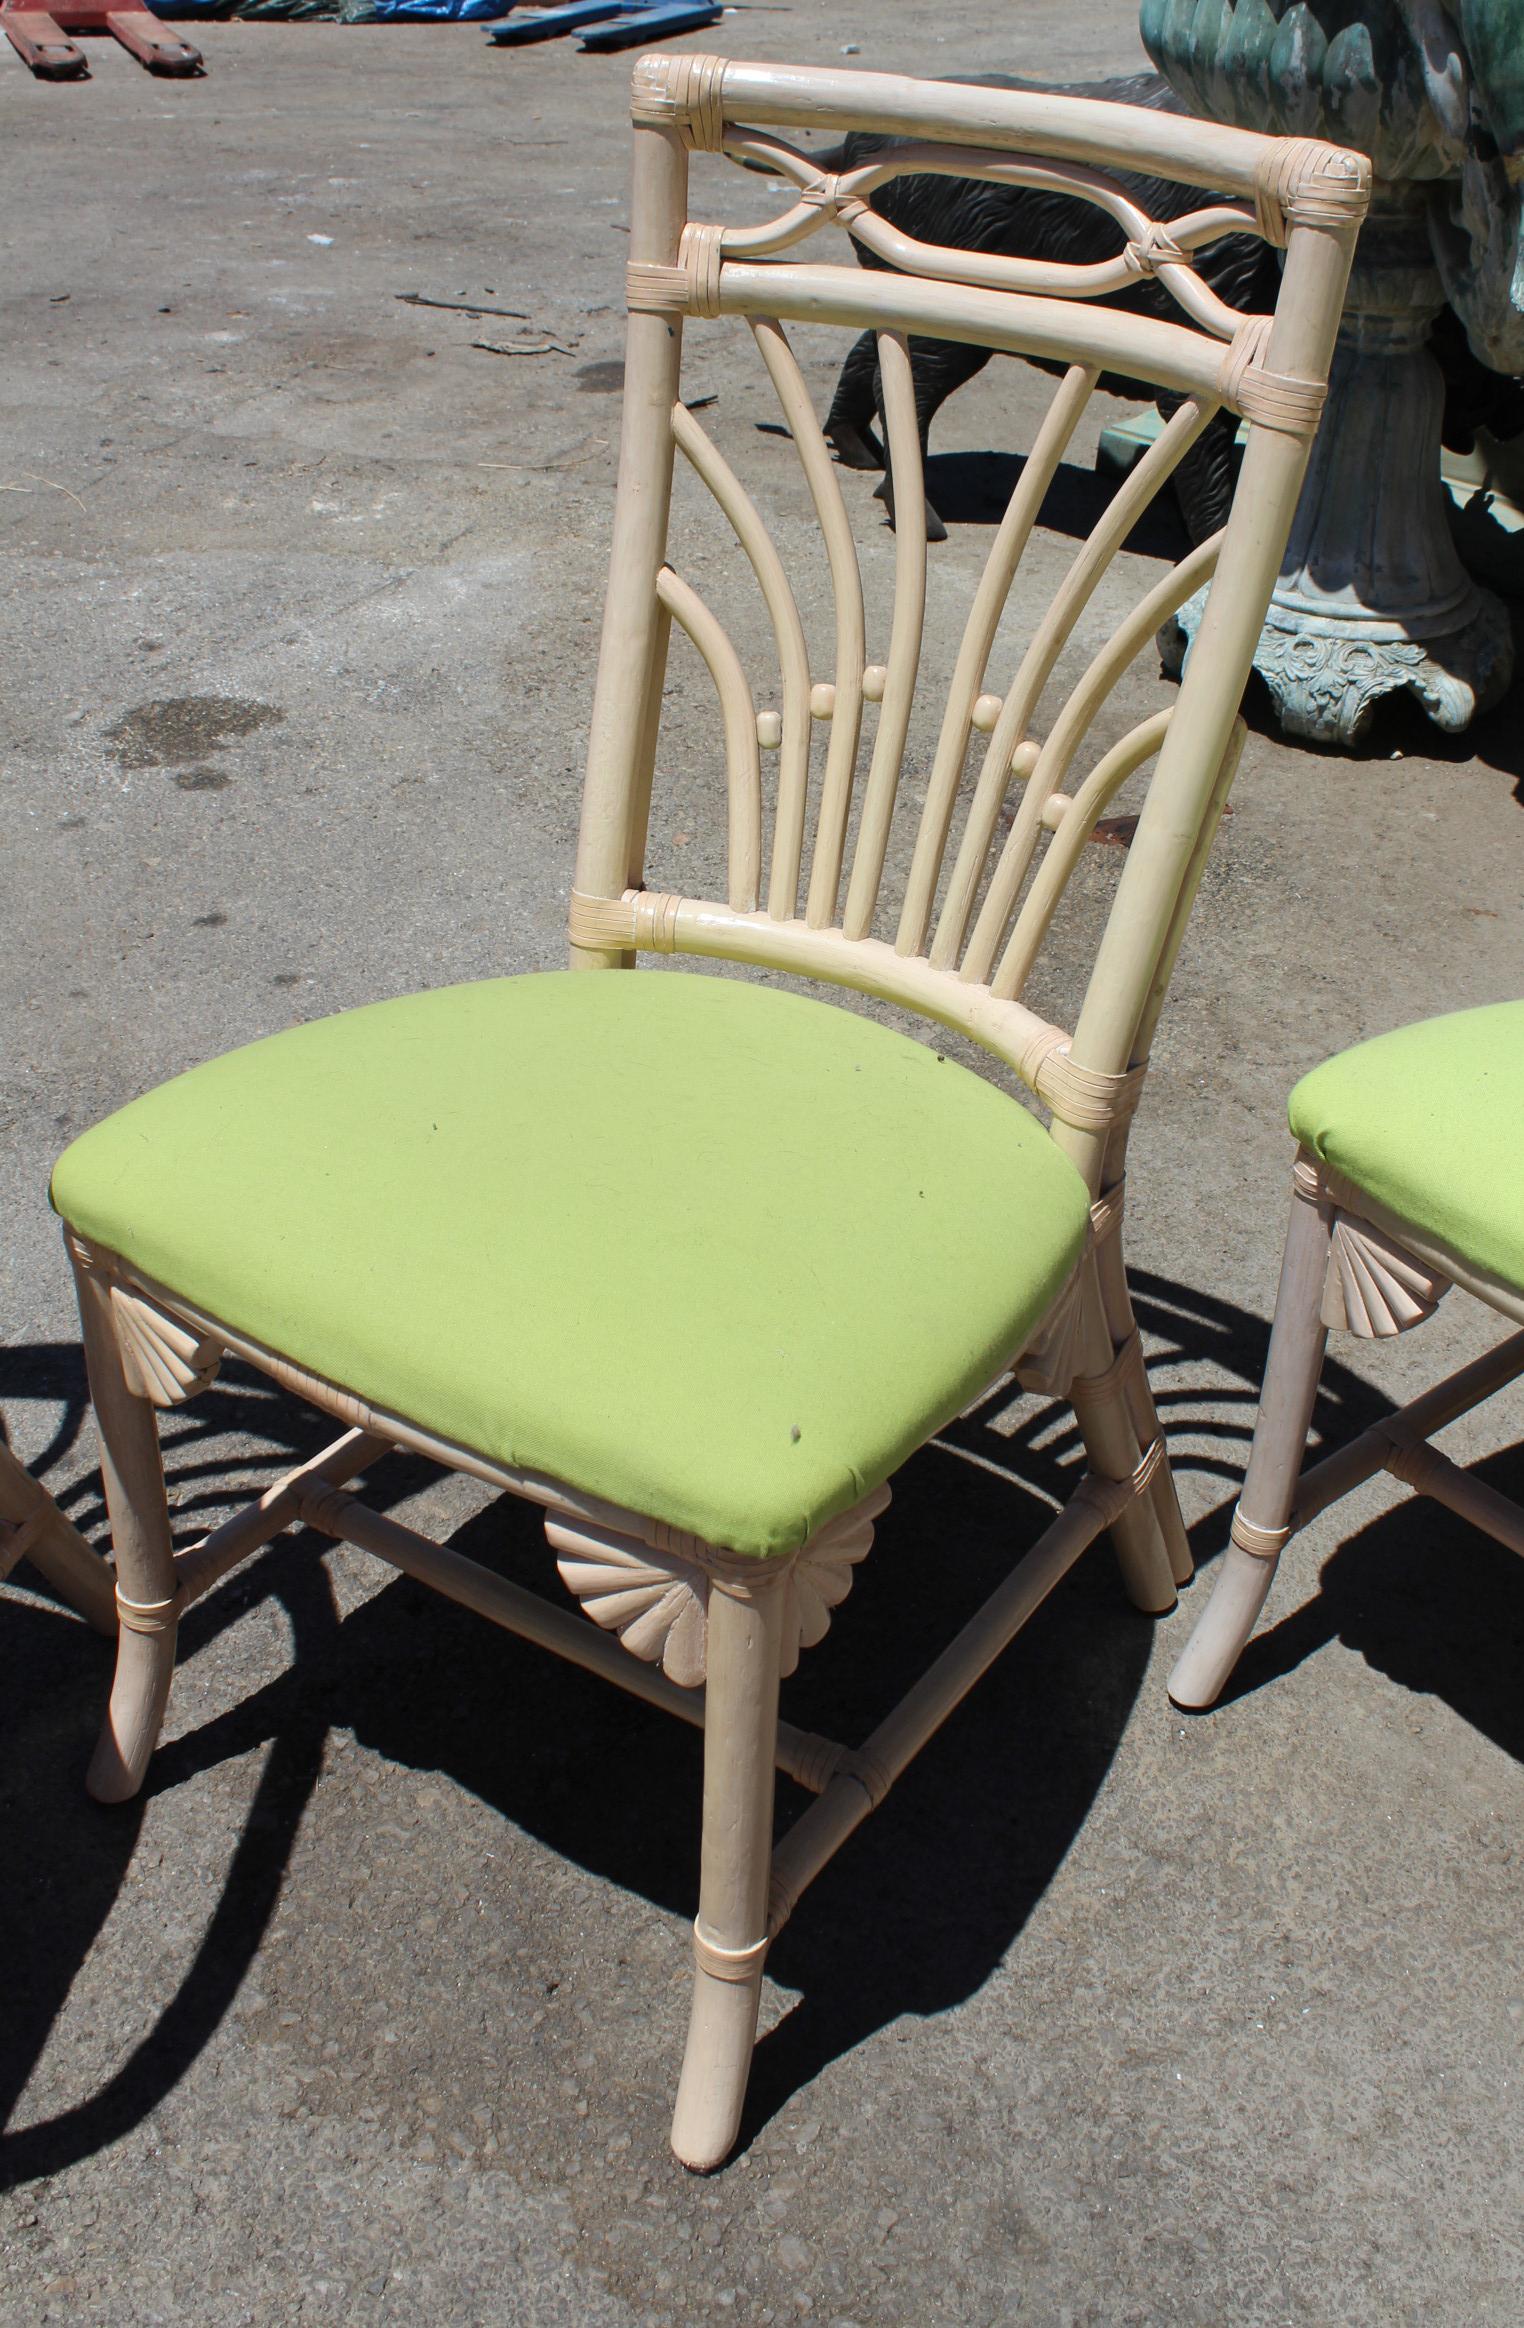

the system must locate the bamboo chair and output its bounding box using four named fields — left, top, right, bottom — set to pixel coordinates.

left=47, top=57, right=1366, bottom=2169
left=1170, top=1003, right=1524, bottom=1712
